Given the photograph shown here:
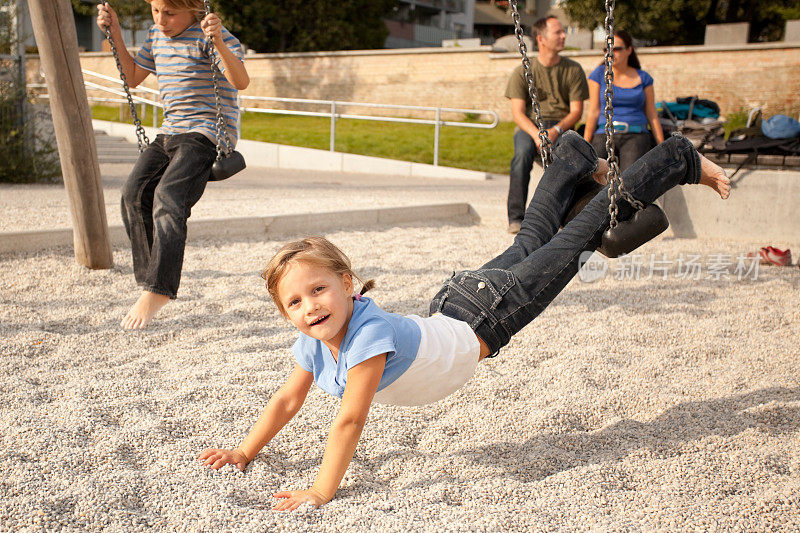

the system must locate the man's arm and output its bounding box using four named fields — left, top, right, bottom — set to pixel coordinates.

left=558, top=99, right=584, bottom=133
left=510, top=98, right=559, bottom=146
